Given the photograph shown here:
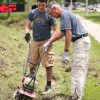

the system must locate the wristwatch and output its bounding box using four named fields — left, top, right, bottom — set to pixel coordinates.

left=64, top=49, right=69, bottom=52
